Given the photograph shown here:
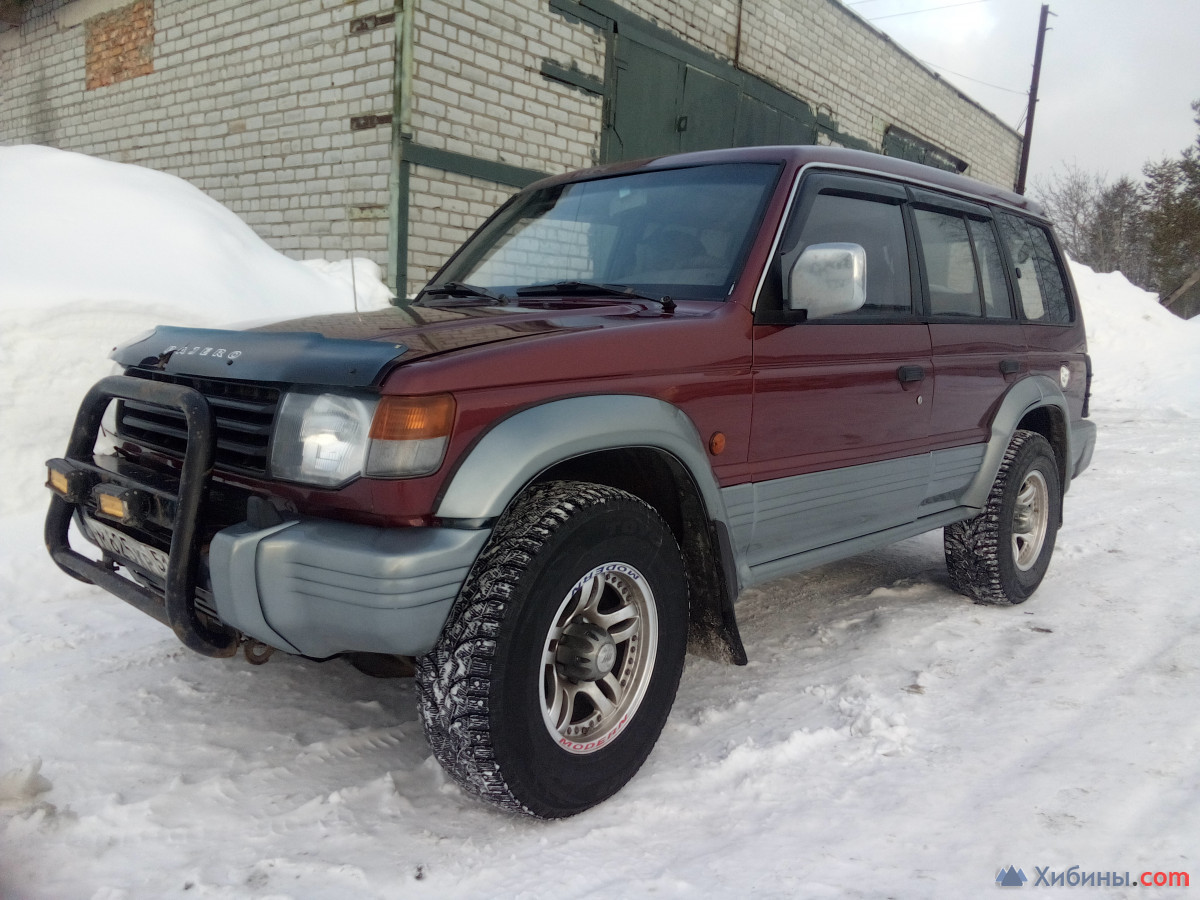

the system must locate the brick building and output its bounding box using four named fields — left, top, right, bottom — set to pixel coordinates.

left=0, top=0, right=1023, bottom=295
